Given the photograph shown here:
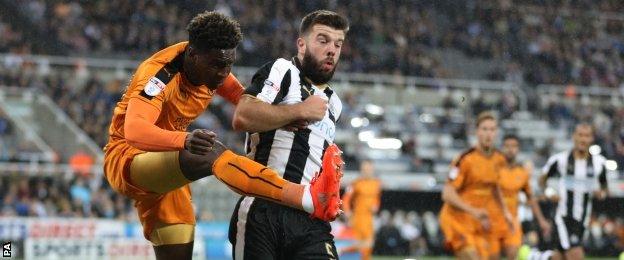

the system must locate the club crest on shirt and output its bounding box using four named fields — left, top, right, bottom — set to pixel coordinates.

left=449, top=167, right=459, bottom=180
left=144, top=77, right=166, bottom=96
